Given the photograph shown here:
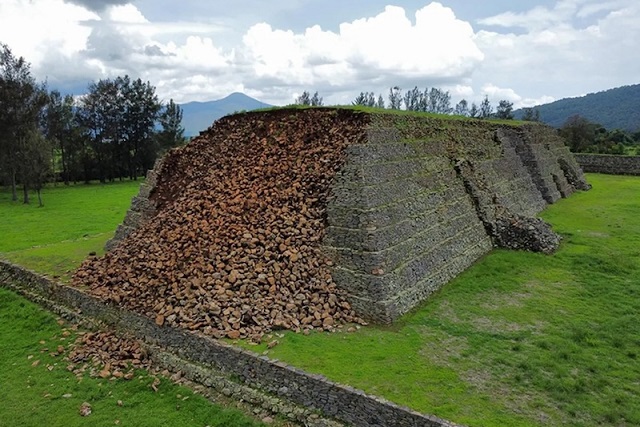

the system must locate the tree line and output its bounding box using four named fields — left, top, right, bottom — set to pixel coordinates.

left=295, top=87, right=522, bottom=120
left=560, top=115, right=640, bottom=155
left=296, top=86, right=636, bottom=155
left=0, top=44, right=186, bottom=206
